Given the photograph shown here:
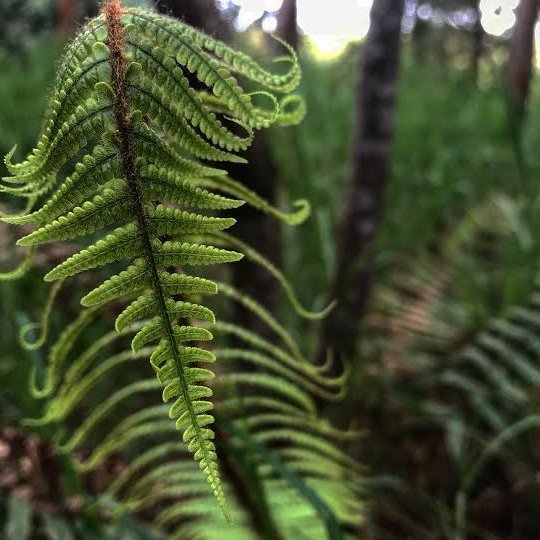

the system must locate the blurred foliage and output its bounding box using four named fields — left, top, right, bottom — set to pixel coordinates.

left=0, top=0, right=55, bottom=54
left=271, top=38, right=540, bottom=338
left=269, top=33, right=540, bottom=538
